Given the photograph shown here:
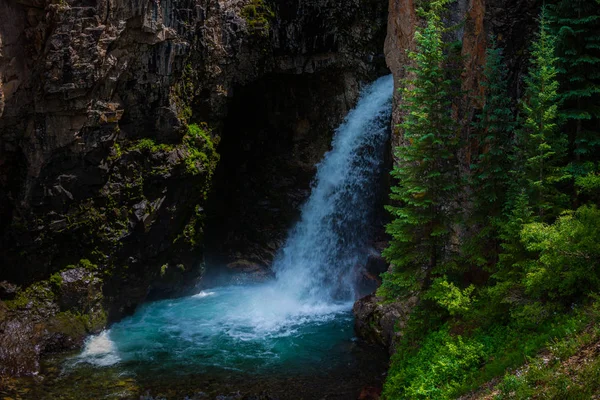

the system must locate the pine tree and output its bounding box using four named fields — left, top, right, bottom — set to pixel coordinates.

left=473, top=39, right=515, bottom=213
left=548, top=0, right=600, bottom=161
left=468, top=39, right=516, bottom=265
left=517, top=9, right=568, bottom=220
left=486, top=191, right=535, bottom=317
left=380, top=0, right=460, bottom=298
